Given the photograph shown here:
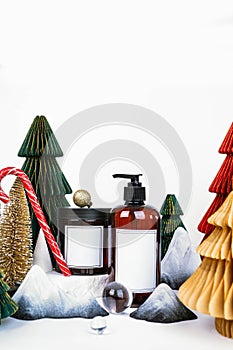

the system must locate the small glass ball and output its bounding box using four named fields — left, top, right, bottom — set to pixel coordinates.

left=90, top=316, right=107, bottom=335
left=102, top=281, right=133, bottom=314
